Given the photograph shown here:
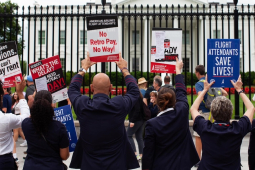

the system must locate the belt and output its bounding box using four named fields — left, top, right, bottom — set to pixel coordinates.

left=0, top=153, right=12, bottom=157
